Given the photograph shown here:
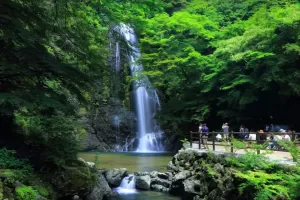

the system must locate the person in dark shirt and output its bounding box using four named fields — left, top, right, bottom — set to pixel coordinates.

left=259, top=130, right=267, bottom=142
left=201, top=124, right=209, bottom=149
